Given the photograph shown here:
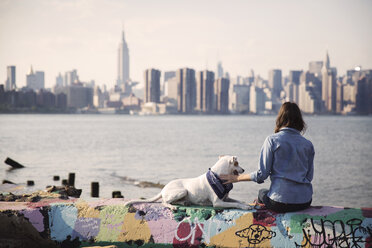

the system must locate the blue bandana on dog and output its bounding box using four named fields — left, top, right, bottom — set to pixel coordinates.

left=206, top=169, right=233, bottom=199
